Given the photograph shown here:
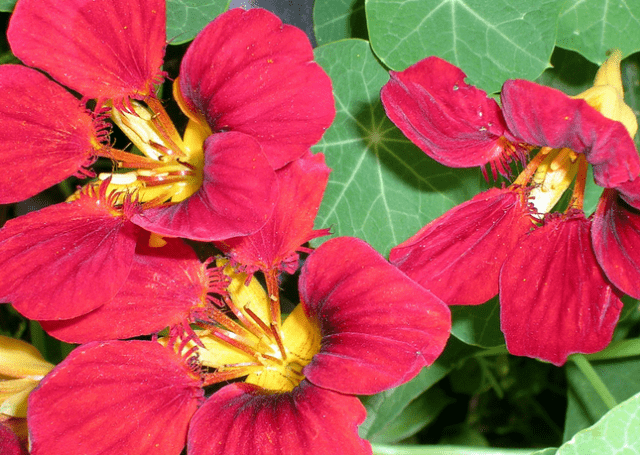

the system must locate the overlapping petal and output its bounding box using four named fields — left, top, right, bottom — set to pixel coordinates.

left=0, top=423, right=26, bottom=455
left=0, top=65, right=99, bottom=204
left=132, top=131, right=278, bottom=241
left=178, top=8, right=335, bottom=169
left=216, top=152, right=331, bottom=274
left=501, top=80, right=640, bottom=188
left=592, top=189, right=640, bottom=300
left=500, top=211, right=623, bottom=366
left=390, top=187, right=534, bottom=305
left=7, top=0, right=165, bottom=101
left=381, top=56, right=511, bottom=170
left=40, top=235, right=207, bottom=343
left=299, top=237, right=451, bottom=395
left=0, top=193, right=140, bottom=320
left=28, top=341, right=203, bottom=455
left=187, top=382, right=369, bottom=455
